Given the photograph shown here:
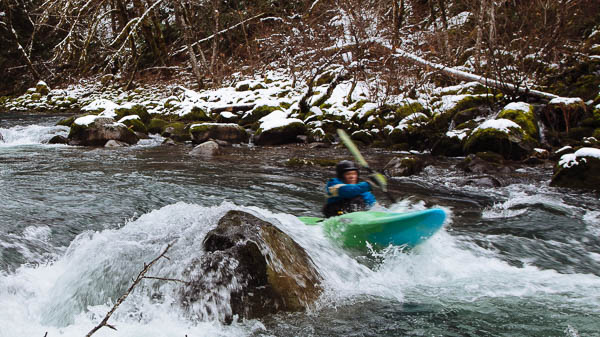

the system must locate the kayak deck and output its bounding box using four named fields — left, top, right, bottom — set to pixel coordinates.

left=299, top=208, right=446, bottom=249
